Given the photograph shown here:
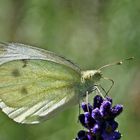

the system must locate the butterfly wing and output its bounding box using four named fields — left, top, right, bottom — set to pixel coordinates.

left=0, top=43, right=81, bottom=124
left=0, top=42, right=81, bottom=72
